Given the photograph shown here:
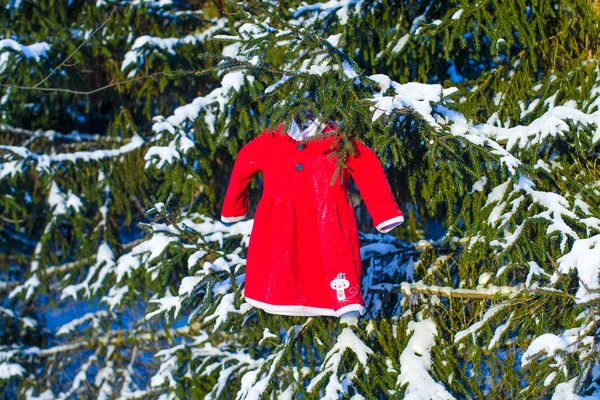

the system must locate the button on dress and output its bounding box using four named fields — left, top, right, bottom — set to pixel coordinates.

left=220, top=120, right=405, bottom=317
